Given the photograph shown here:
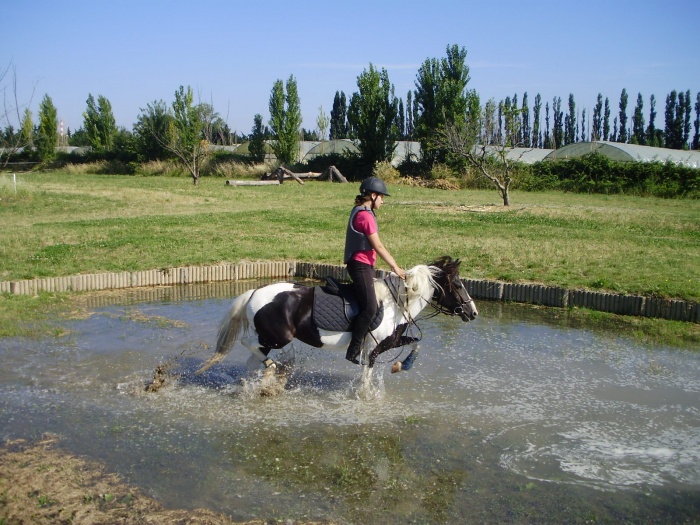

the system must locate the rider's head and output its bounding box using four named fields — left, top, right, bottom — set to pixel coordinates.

left=357, top=177, right=390, bottom=209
